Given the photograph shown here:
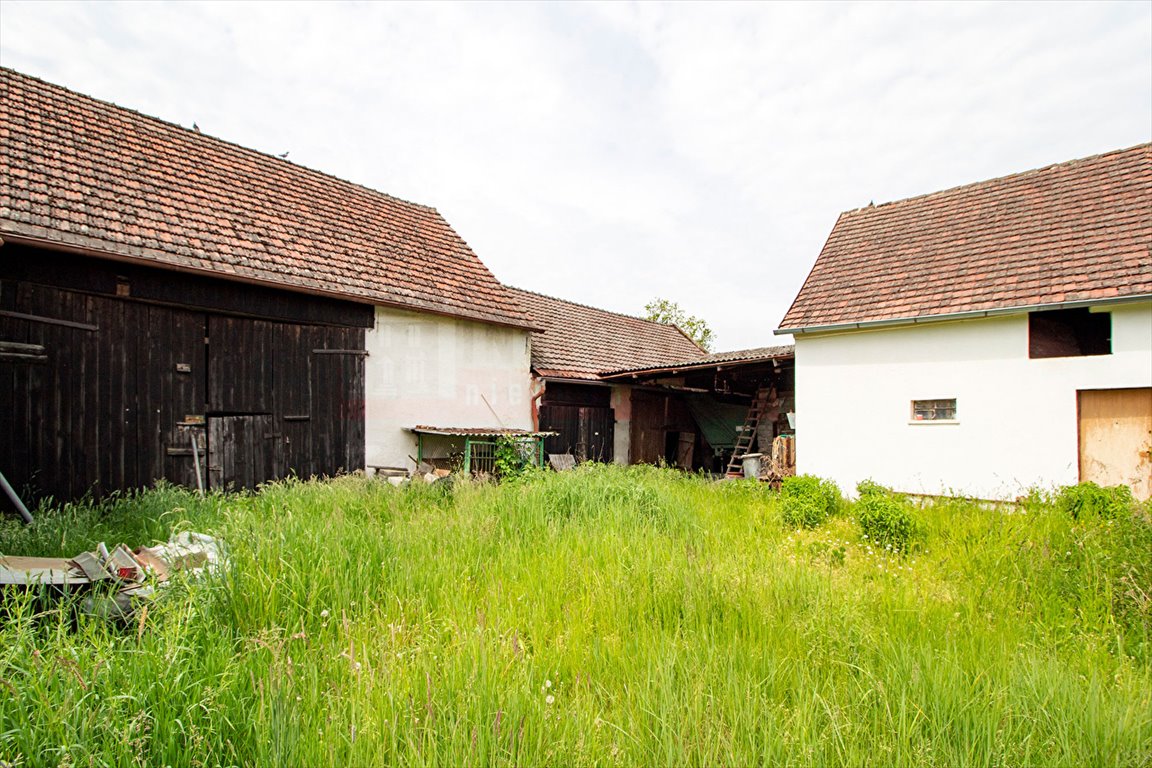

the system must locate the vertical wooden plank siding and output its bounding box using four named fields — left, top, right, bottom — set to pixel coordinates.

left=274, top=323, right=313, bottom=479
left=1, top=278, right=368, bottom=504
left=540, top=404, right=614, bottom=462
